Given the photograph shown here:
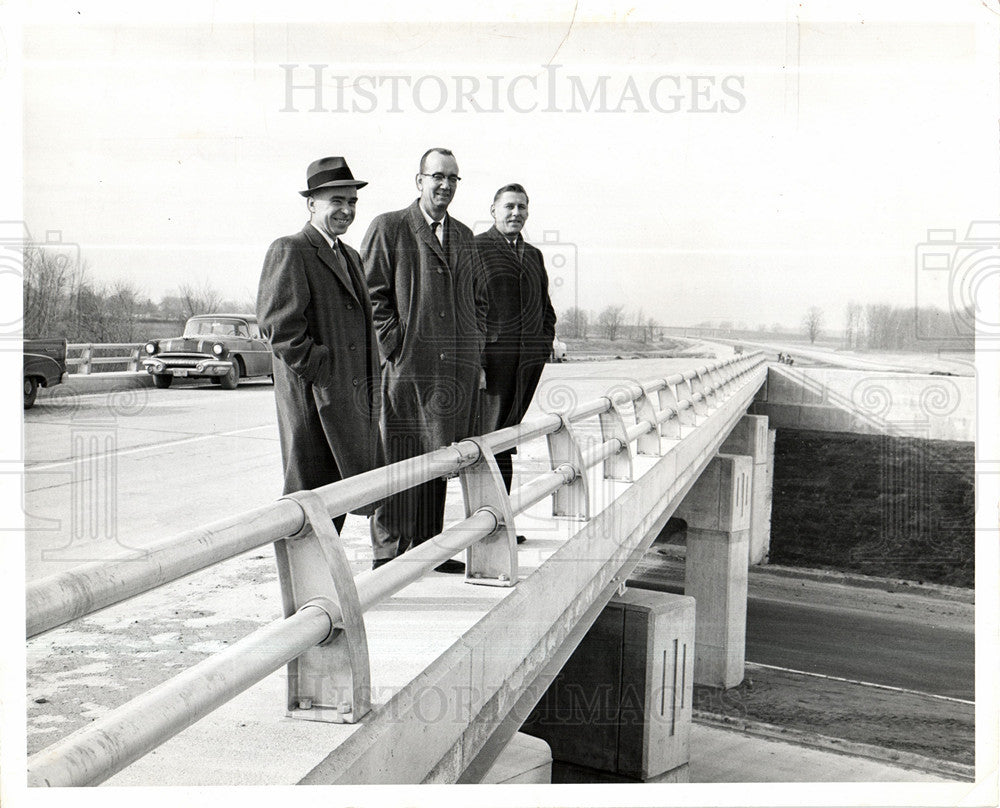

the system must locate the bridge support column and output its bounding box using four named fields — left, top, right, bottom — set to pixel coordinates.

left=719, top=414, right=774, bottom=565
left=676, top=454, right=752, bottom=688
